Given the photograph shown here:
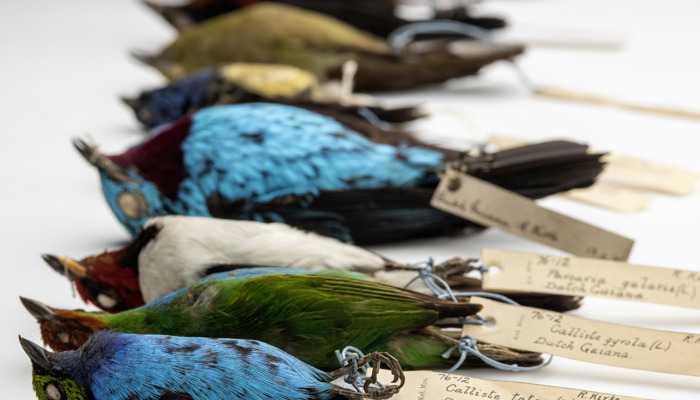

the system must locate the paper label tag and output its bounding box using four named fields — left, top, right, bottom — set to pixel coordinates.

left=377, top=370, right=649, bottom=400
left=430, top=171, right=634, bottom=260
left=602, top=154, right=698, bottom=196
left=463, top=297, right=700, bottom=376
left=558, top=181, right=650, bottom=213
left=481, top=249, right=700, bottom=309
